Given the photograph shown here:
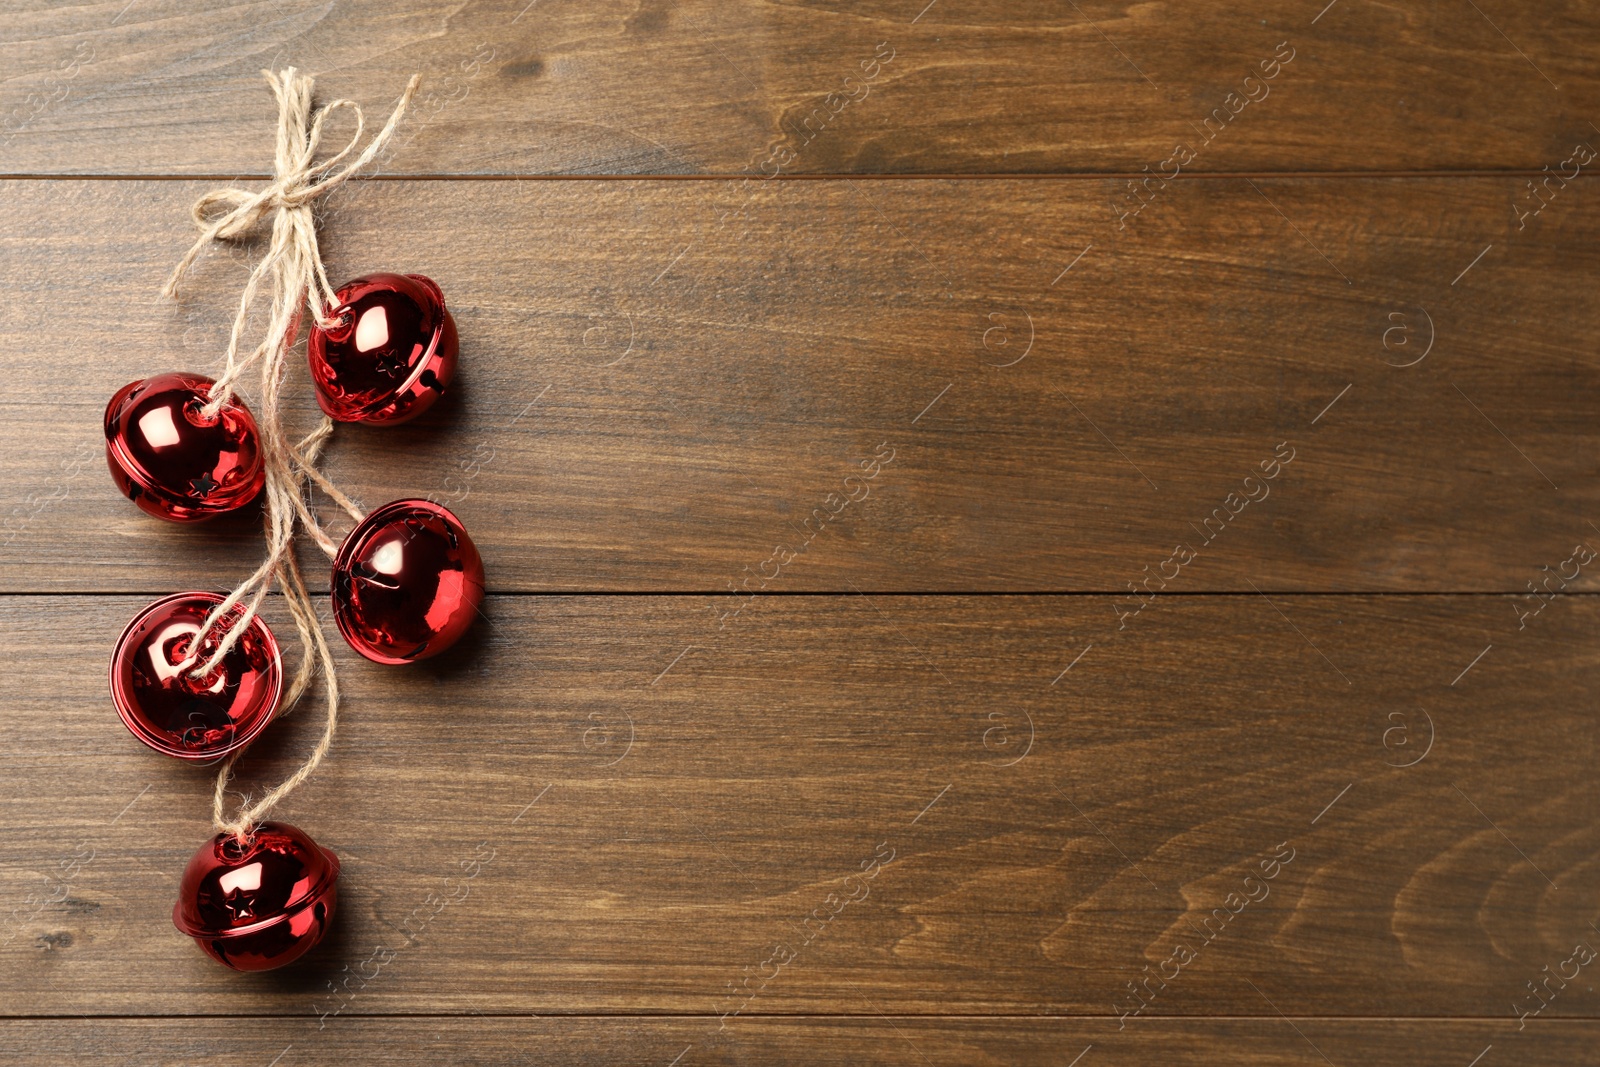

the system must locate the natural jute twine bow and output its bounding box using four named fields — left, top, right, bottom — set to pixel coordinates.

left=162, top=68, right=419, bottom=841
